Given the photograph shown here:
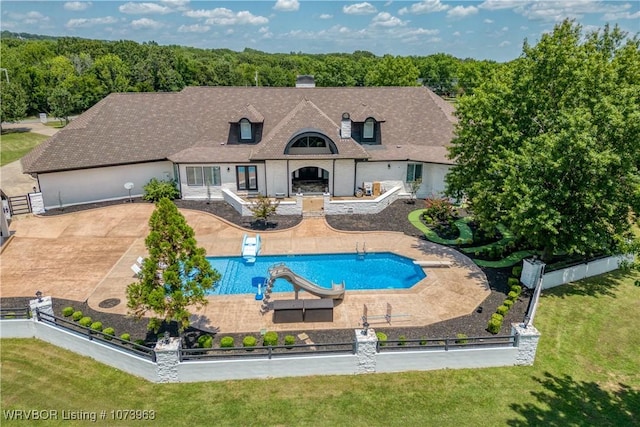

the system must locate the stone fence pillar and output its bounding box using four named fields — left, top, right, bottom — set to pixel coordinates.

left=355, top=328, right=378, bottom=374
left=154, top=337, right=181, bottom=383
left=512, top=323, right=541, bottom=366
left=29, top=295, right=54, bottom=321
